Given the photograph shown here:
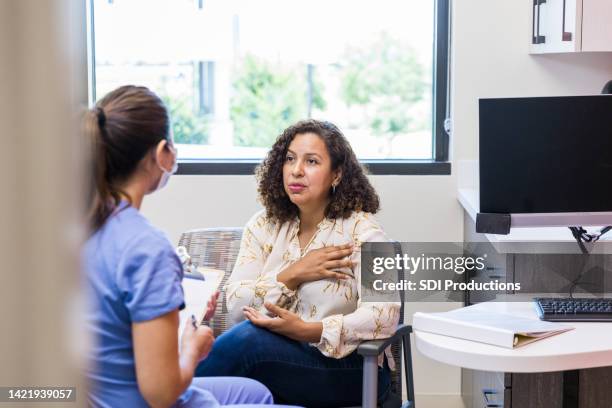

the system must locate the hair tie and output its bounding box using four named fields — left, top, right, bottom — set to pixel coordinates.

left=95, top=107, right=106, bottom=129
